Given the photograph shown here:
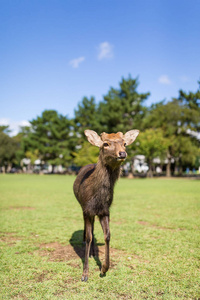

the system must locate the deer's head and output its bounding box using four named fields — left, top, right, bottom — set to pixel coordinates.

left=84, top=129, right=139, bottom=167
